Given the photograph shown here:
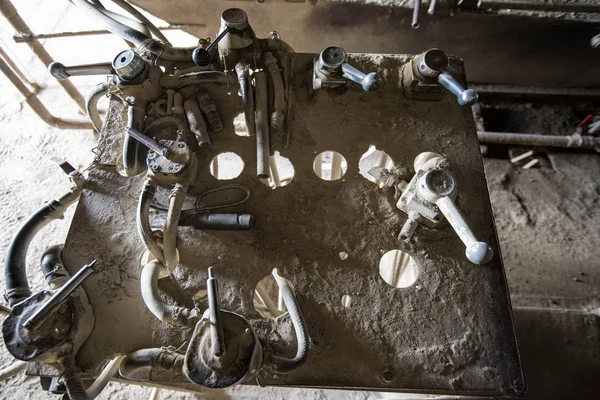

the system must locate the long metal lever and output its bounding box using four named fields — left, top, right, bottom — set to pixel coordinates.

left=415, top=48, right=479, bottom=107
left=318, top=46, right=381, bottom=91
left=23, top=260, right=96, bottom=331
left=418, top=169, right=492, bottom=264
left=48, top=62, right=114, bottom=80
left=126, top=127, right=172, bottom=160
